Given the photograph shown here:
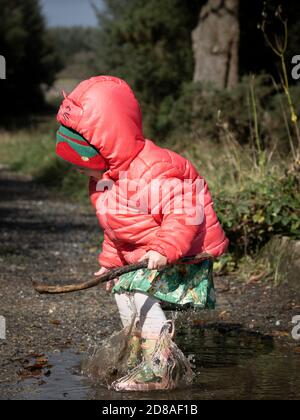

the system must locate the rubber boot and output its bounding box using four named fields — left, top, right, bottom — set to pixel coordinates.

left=112, top=320, right=177, bottom=392
left=127, top=329, right=142, bottom=368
